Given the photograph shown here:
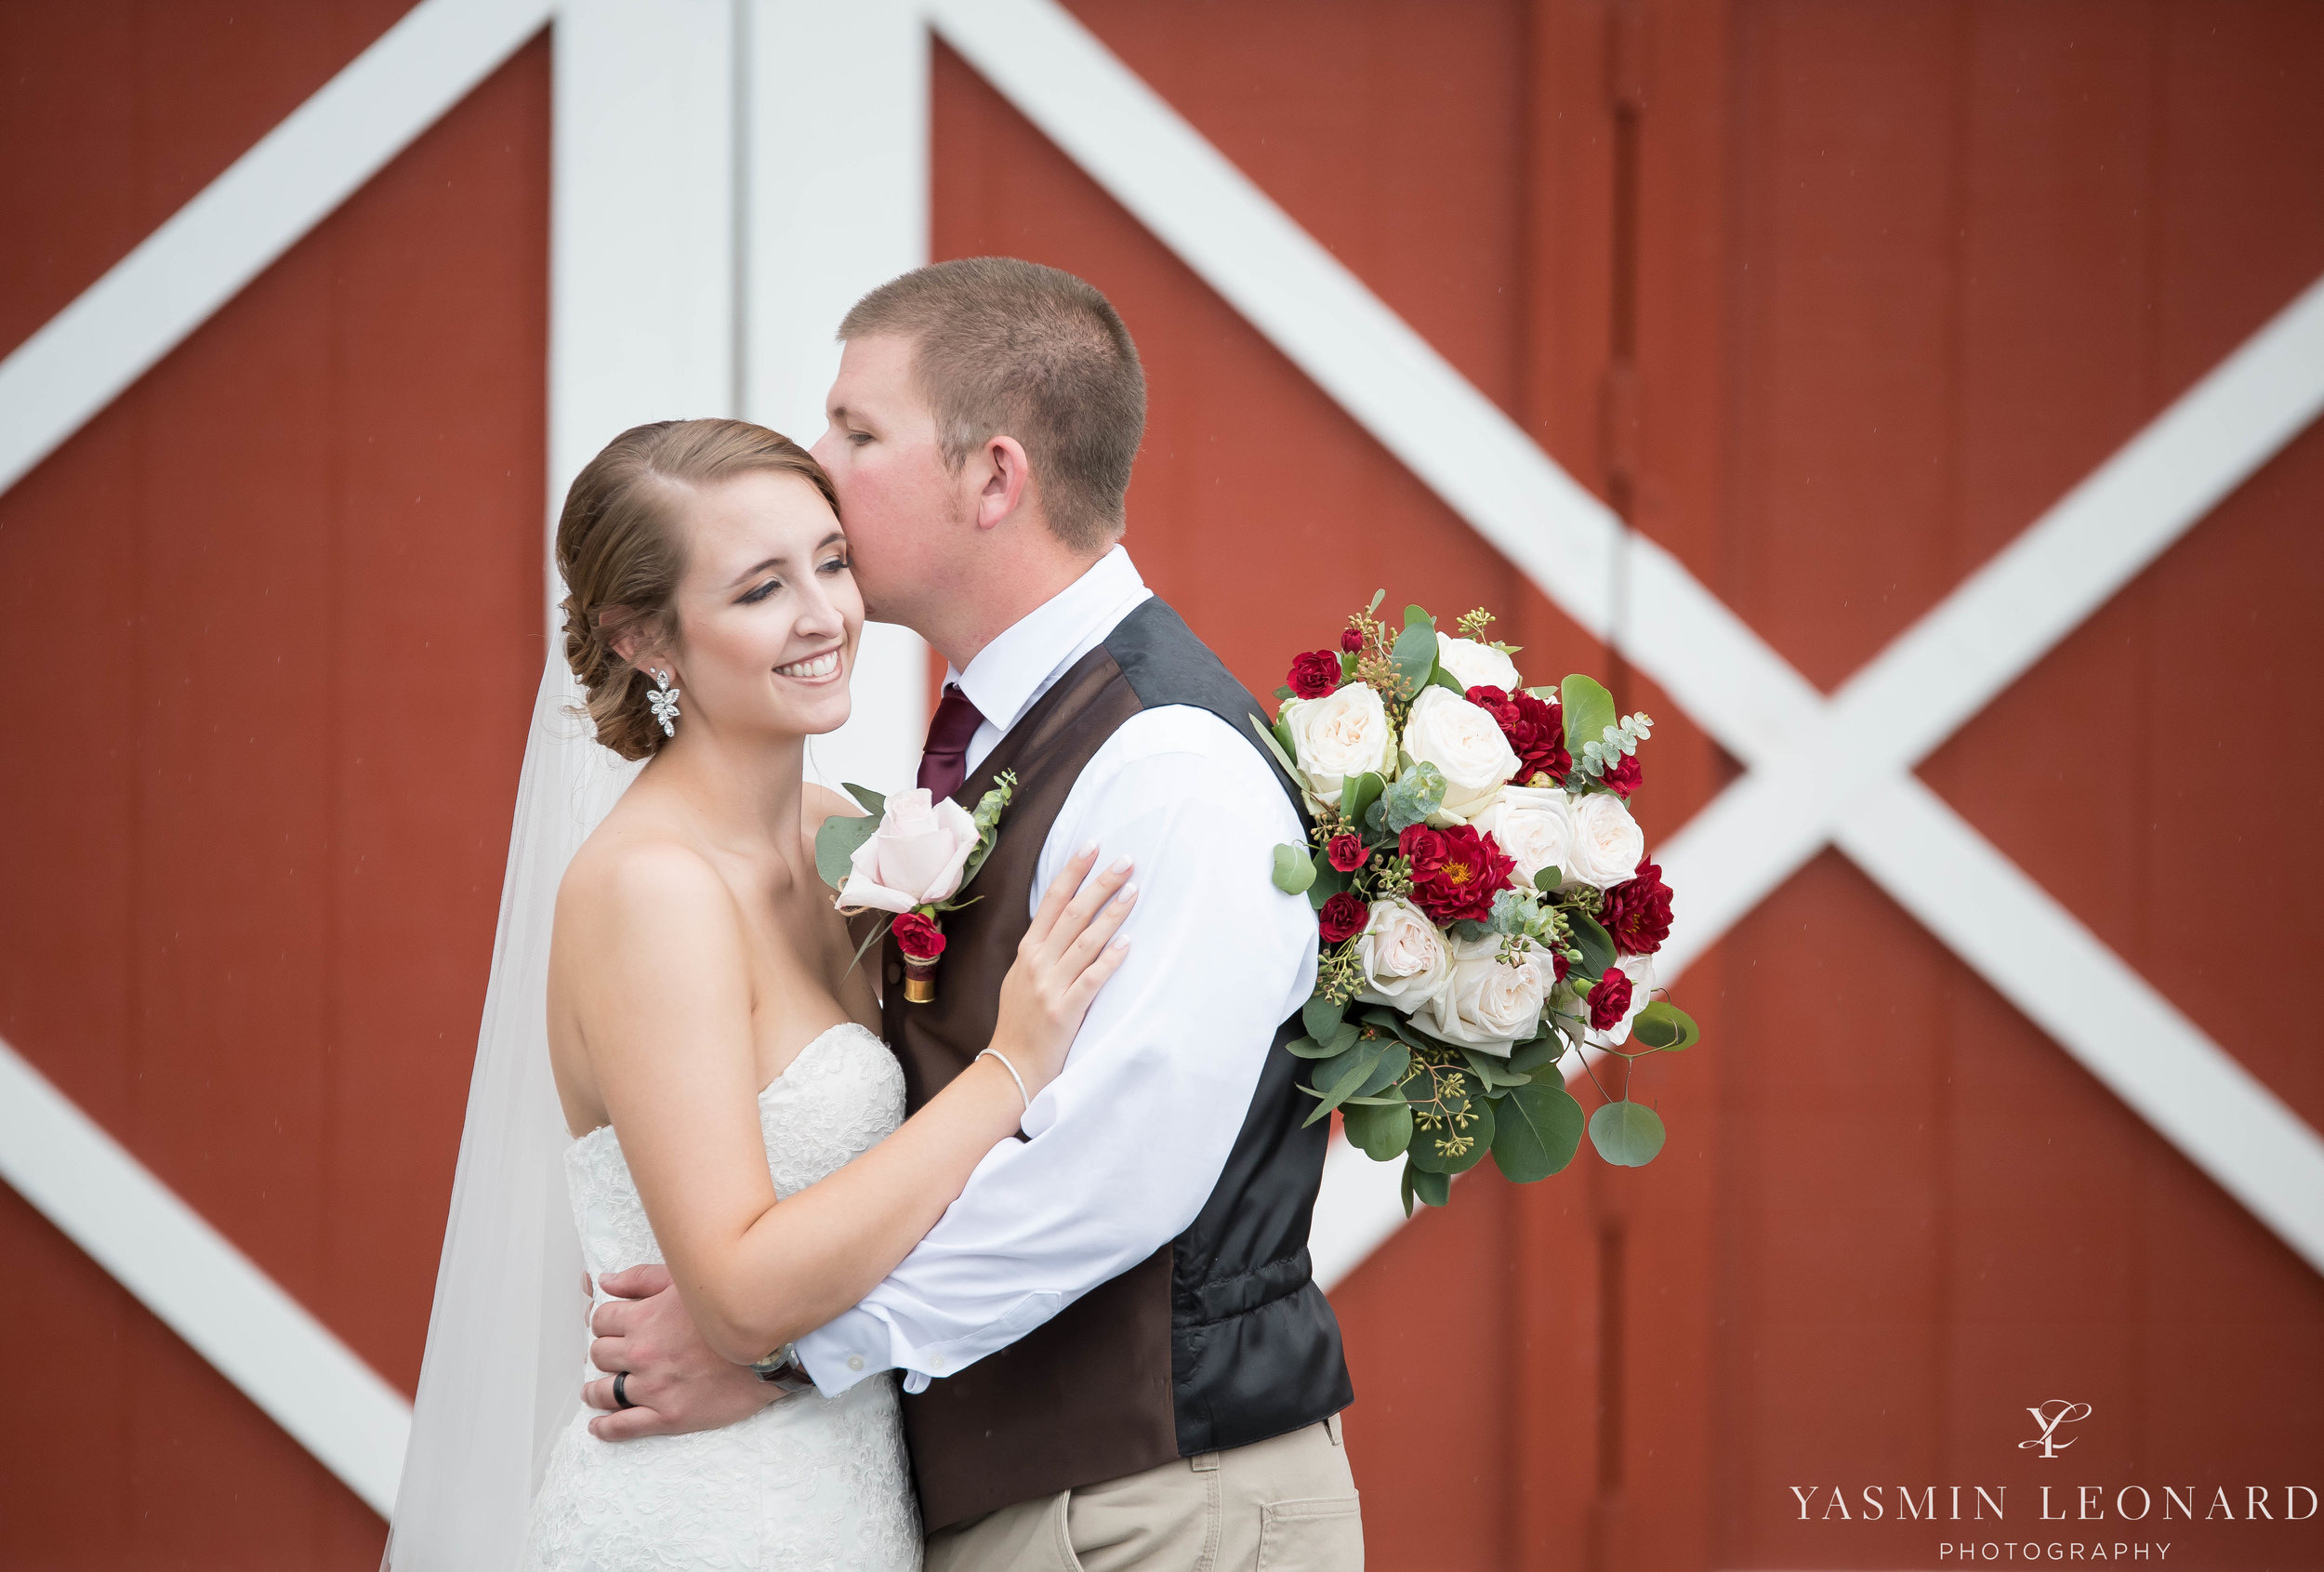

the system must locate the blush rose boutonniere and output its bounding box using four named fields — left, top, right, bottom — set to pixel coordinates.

left=816, top=772, right=1017, bottom=1004
left=1252, top=592, right=1699, bottom=1209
